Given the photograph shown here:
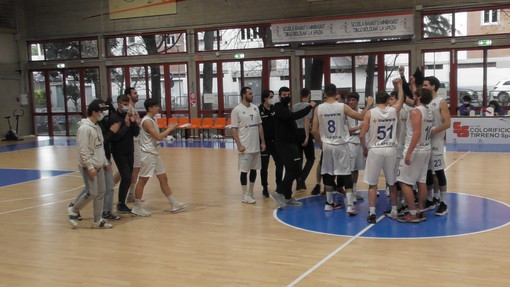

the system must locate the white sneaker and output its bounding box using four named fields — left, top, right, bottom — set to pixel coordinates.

left=91, top=219, right=113, bottom=229
left=242, top=195, right=256, bottom=204
left=67, top=206, right=79, bottom=228
left=285, top=198, right=303, bottom=207
left=171, top=201, right=190, bottom=212
left=131, top=205, right=152, bottom=217
left=347, top=205, right=358, bottom=216
left=269, top=191, right=287, bottom=208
